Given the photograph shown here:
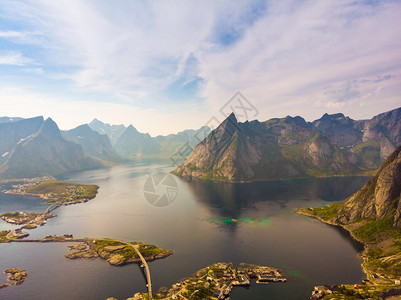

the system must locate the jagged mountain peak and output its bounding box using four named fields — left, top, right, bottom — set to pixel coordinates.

left=38, top=117, right=62, bottom=139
